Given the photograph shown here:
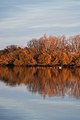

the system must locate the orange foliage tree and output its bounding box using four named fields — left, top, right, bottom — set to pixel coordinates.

left=0, top=34, right=80, bottom=66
